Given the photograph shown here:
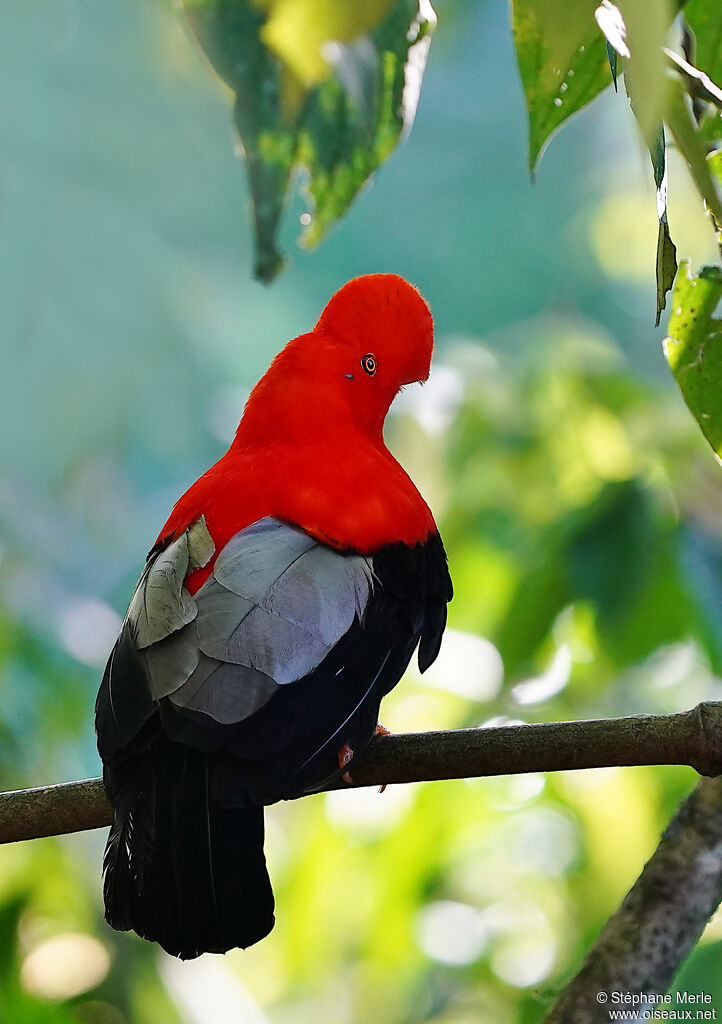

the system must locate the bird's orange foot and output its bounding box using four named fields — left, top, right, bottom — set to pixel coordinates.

left=374, top=722, right=391, bottom=791
left=338, top=742, right=354, bottom=784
